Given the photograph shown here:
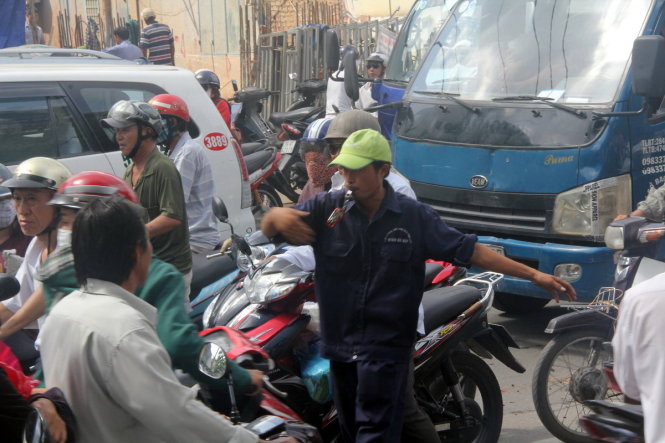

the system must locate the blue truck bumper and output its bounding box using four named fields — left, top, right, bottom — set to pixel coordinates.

left=470, top=236, right=616, bottom=303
